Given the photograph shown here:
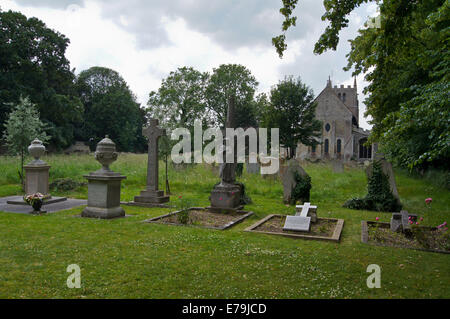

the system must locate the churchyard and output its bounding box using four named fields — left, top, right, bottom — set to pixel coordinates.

left=0, top=152, right=449, bottom=298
